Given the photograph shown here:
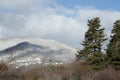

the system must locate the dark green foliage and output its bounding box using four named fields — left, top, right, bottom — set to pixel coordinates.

left=106, top=20, right=120, bottom=69
left=76, top=17, right=107, bottom=70
left=87, top=52, right=107, bottom=70
left=76, top=48, right=90, bottom=61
